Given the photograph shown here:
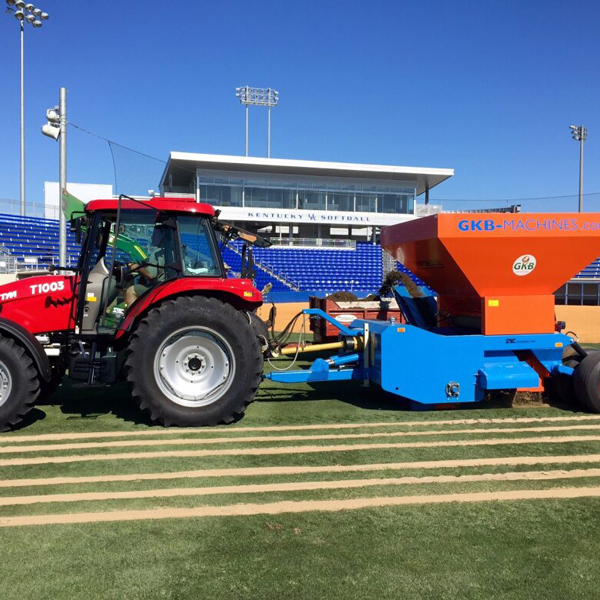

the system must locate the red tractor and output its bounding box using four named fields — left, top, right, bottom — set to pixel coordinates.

left=0, top=196, right=271, bottom=431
